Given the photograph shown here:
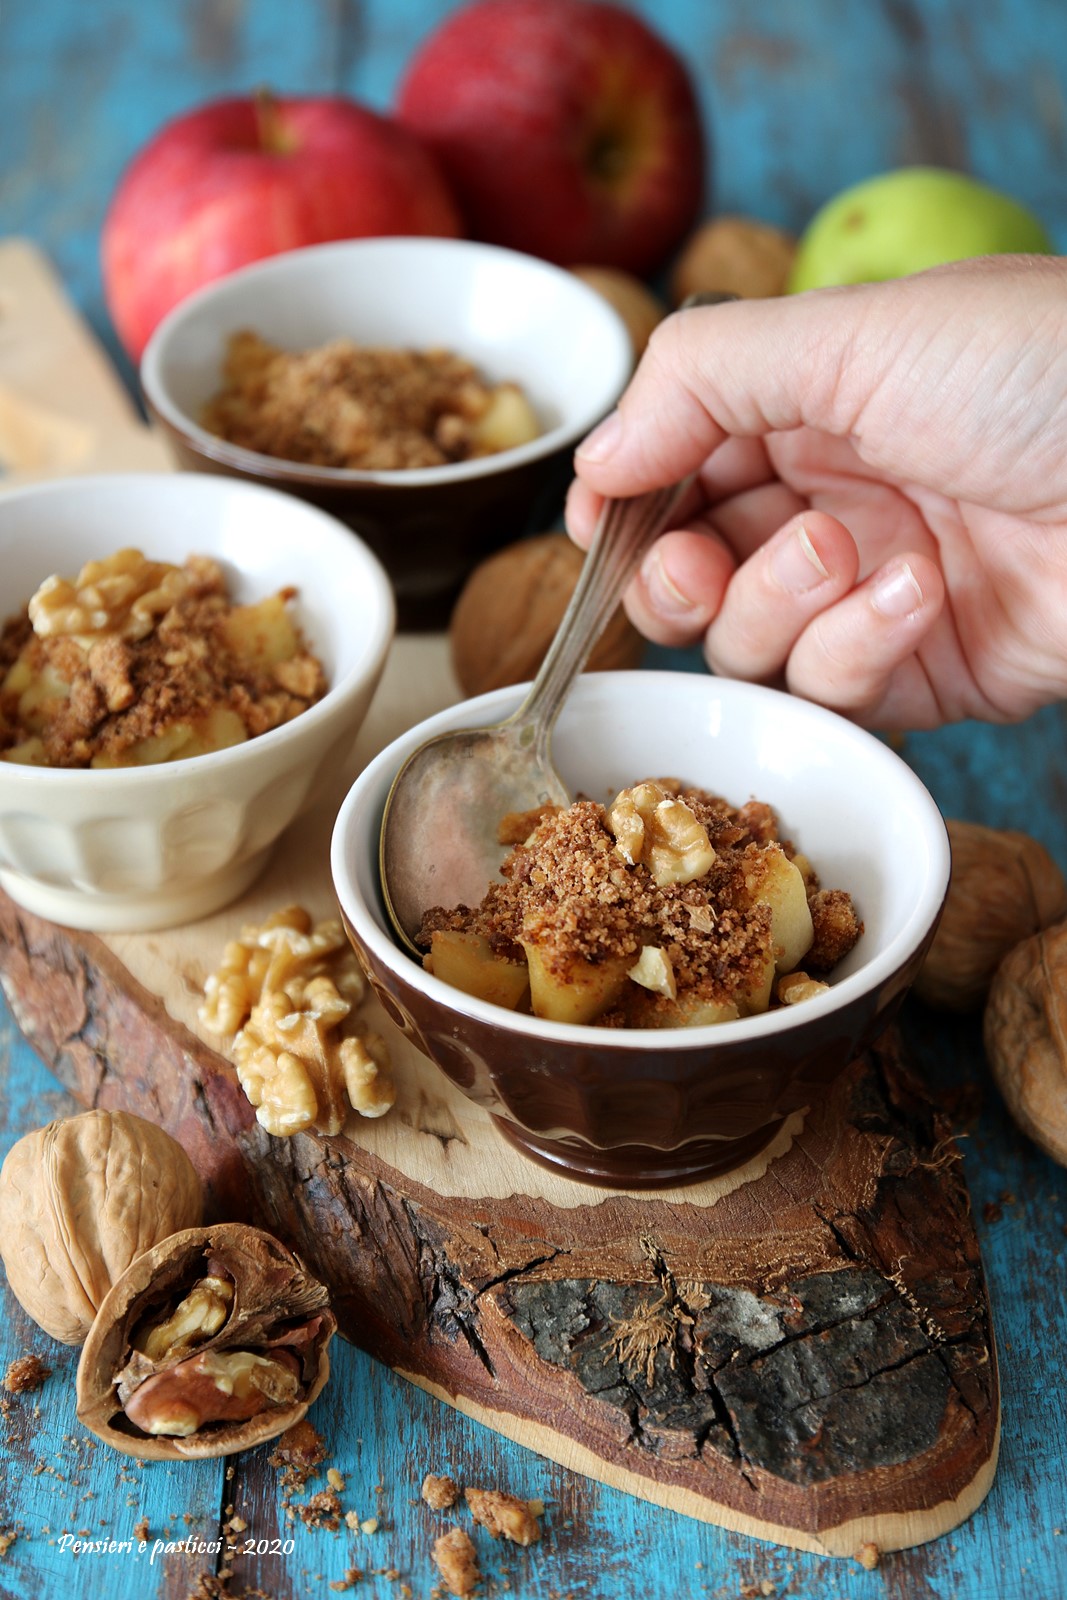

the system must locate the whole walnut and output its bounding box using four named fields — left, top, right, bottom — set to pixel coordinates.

left=450, top=532, right=644, bottom=697
left=670, top=216, right=796, bottom=305
left=570, top=266, right=666, bottom=358
left=0, top=1109, right=203, bottom=1344
left=915, top=820, right=1067, bottom=1011
left=984, top=919, right=1067, bottom=1167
